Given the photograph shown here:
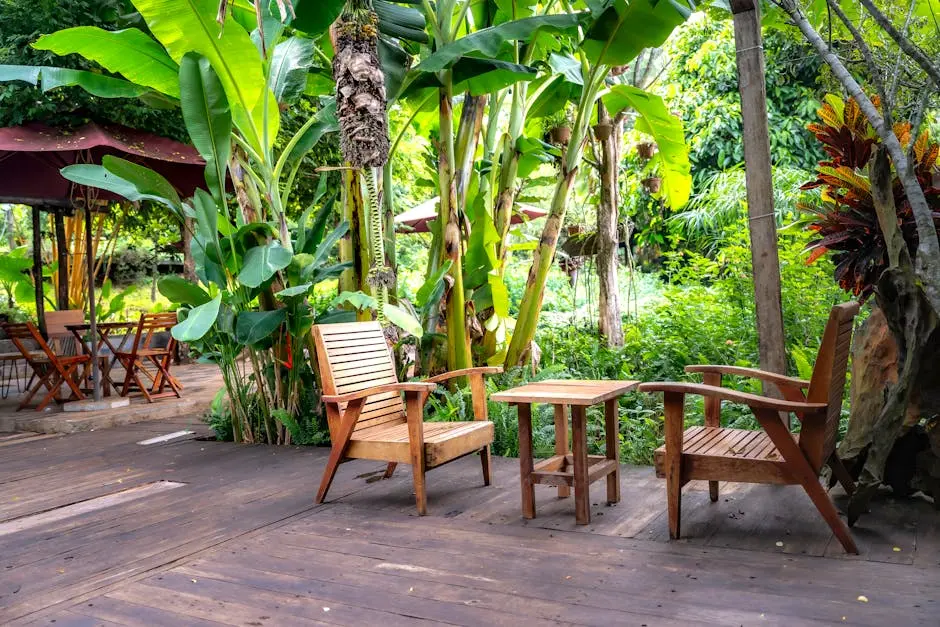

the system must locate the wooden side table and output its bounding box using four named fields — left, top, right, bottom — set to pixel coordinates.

left=492, top=379, right=639, bottom=525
